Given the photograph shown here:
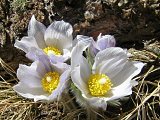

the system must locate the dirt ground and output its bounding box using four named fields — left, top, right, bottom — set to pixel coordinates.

left=0, top=0, right=160, bottom=120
